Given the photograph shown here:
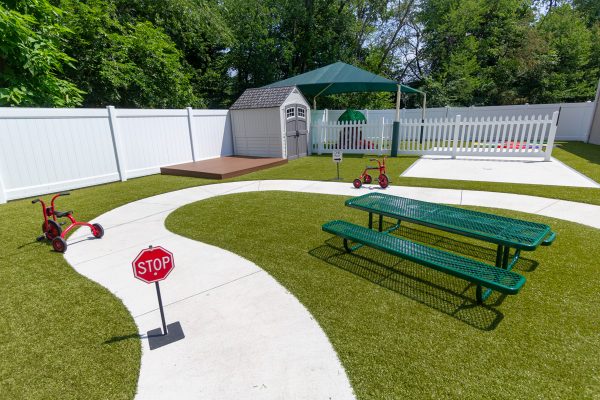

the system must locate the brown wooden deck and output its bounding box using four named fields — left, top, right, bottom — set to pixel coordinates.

left=160, top=156, right=287, bottom=180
